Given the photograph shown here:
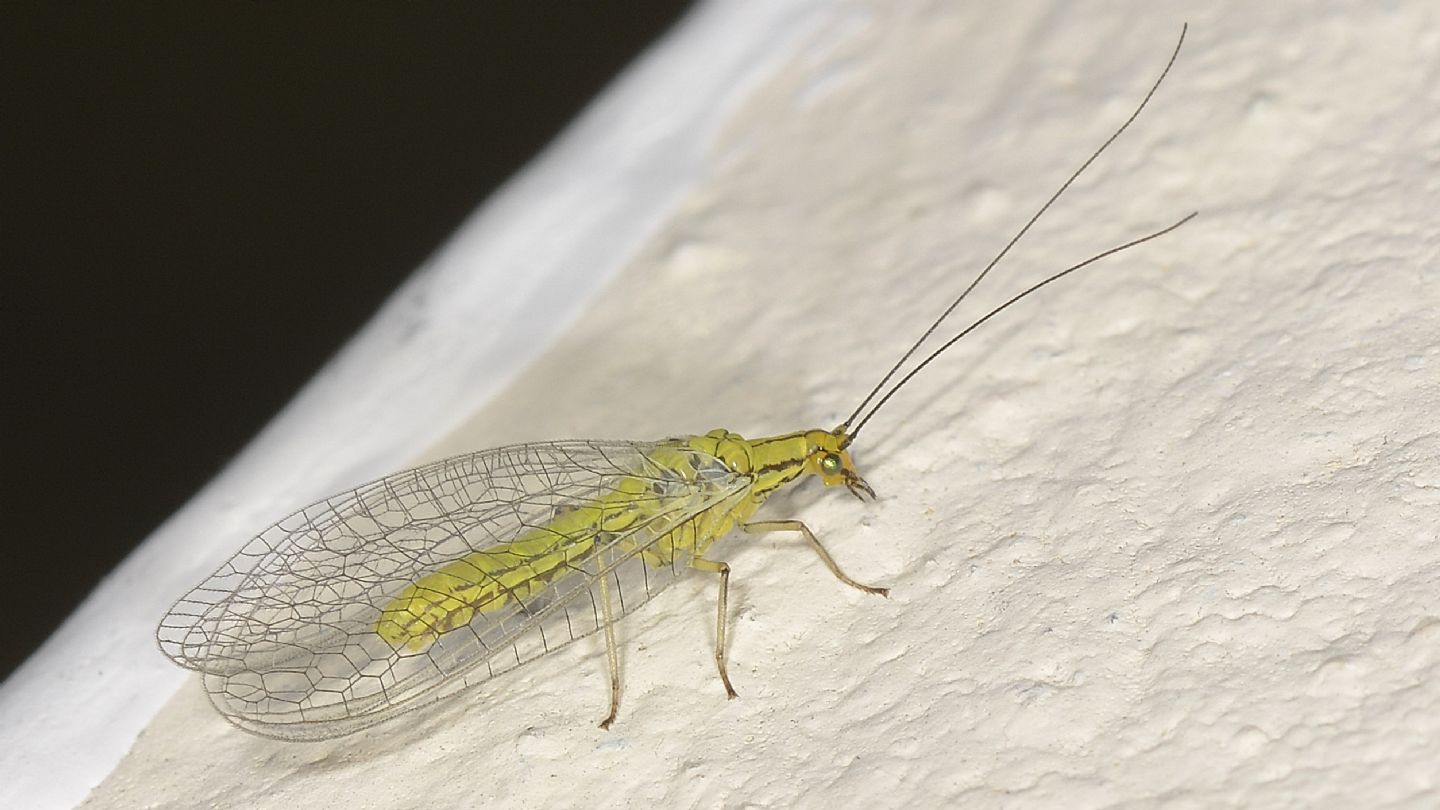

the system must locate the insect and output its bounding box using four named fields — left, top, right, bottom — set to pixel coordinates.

left=157, top=27, right=1194, bottom=741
